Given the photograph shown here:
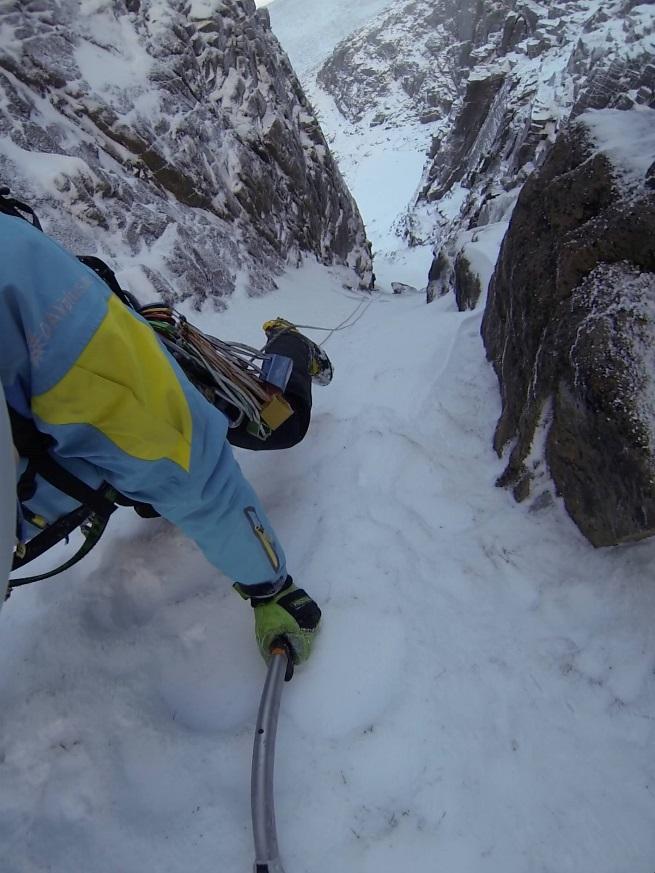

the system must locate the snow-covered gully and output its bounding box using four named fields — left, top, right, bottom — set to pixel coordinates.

left=0, top=0, right=653, bottom=870
left=1, top=249, right=654, bottom=872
